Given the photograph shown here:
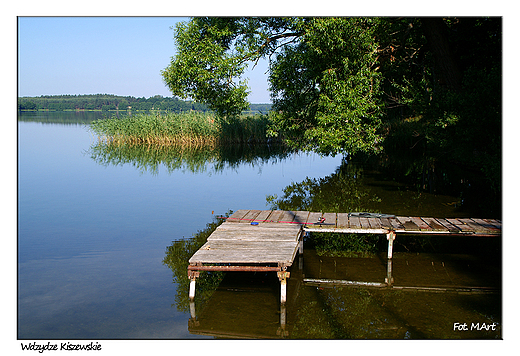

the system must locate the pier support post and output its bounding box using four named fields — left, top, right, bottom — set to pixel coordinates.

left=298, top=231, right=306, bottom=270
left=277, top=271, right=290, bottom=304
left=298, top=229, right=306, bottom=254
left=188, top=301, right=200, bottom=327
left=277, top=304, right=288, bottom=337
left=189, top=300, right=196, bottom=319
left=188, top=270, right=199, bottom=300
left=386, top=231, right=396, bottom=259
left=385, top=258, right=394, bottom=285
